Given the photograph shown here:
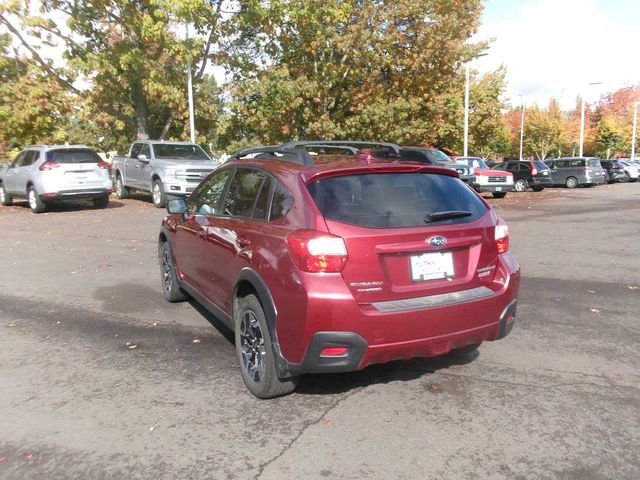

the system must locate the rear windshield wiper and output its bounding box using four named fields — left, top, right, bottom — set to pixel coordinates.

left=424, top=210, right=473, bottom=223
